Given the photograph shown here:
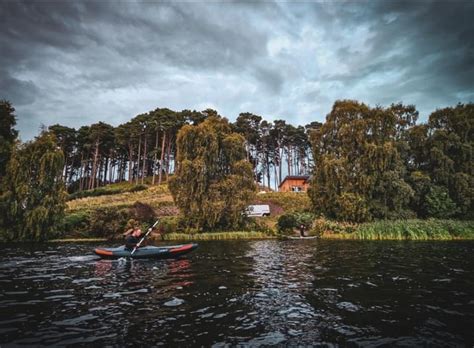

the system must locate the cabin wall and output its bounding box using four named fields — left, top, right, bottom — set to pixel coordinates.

left=278, top=179, right=309, bottom=192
